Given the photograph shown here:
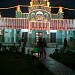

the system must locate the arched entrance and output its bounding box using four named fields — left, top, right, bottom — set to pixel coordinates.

left=35, top=32, right=42, bottom=42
